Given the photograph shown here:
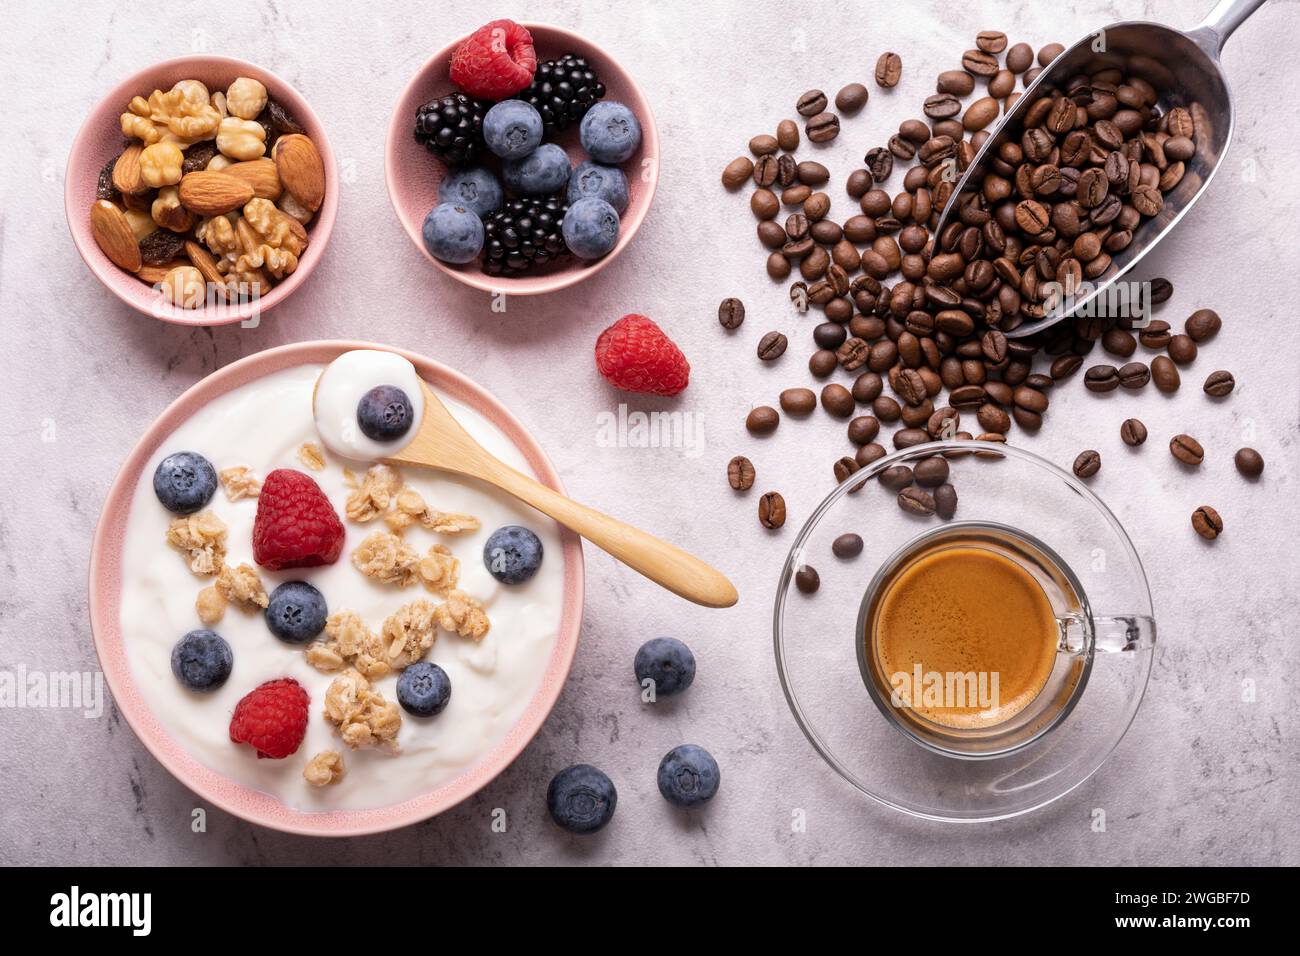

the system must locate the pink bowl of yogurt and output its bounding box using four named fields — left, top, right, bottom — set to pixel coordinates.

left=89, top=341, right=583, bottom=835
